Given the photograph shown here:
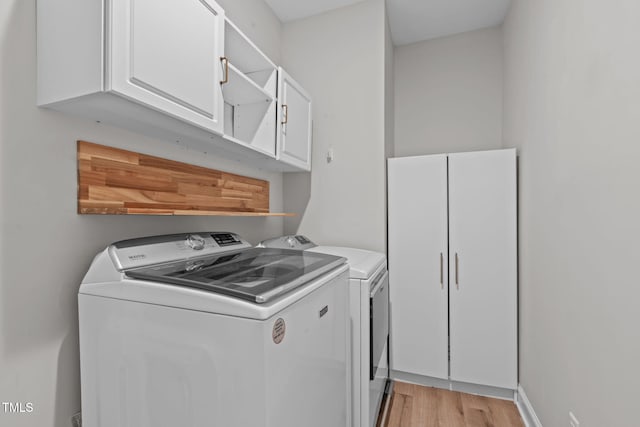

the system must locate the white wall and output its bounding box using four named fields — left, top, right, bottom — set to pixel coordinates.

left=281, top=0, right=388, bottom=253
left=504, top=1, right=640, bottom=425
left=385, top=6, right=395, bottom=160
left=0, top=1, right=283, bottom=426
left=394, top=27, right=503, bottom=156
